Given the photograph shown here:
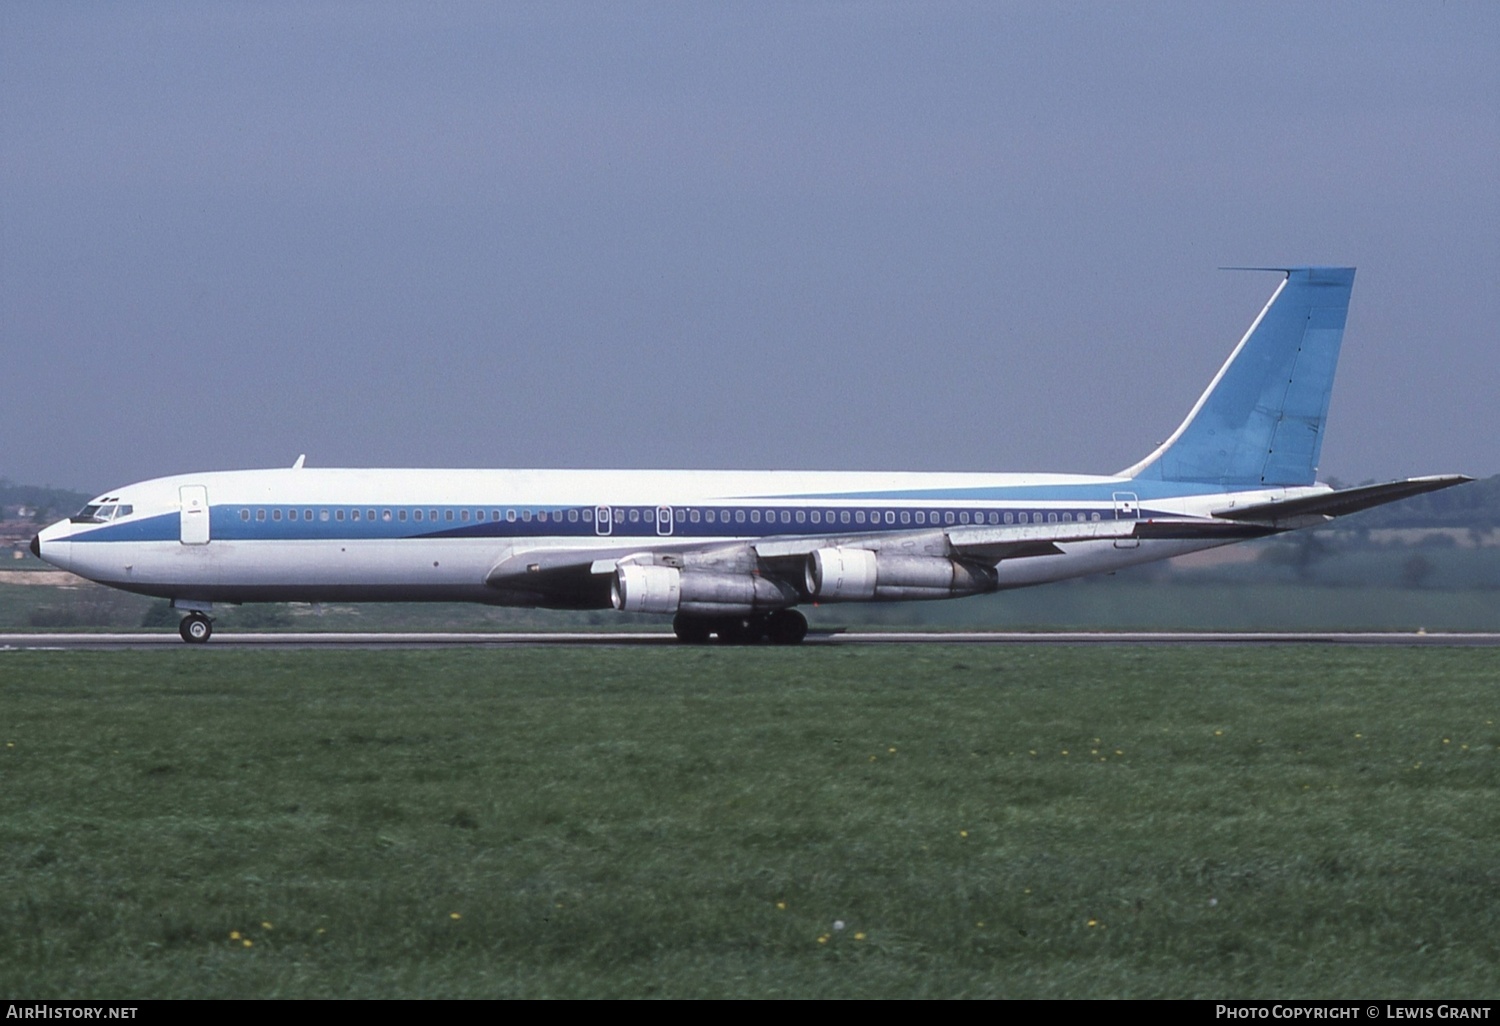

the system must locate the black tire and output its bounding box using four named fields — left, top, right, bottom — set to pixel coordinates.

left=715, top=617, right=764, bottom=645
left=765, top=608, right=809, bottom=646
left=179, top=612, right=213, bottom=644
left=672, top=614, right=712, bottom=644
